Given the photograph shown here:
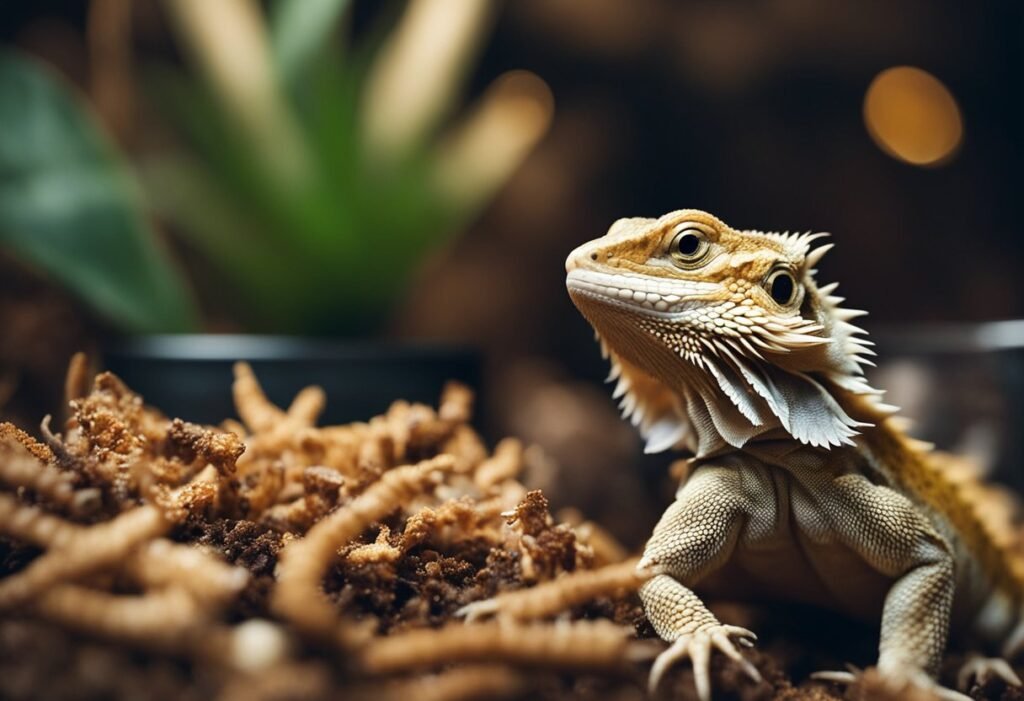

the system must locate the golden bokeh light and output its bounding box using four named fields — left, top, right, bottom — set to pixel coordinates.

left=863, top=66, right=963, bottom=167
